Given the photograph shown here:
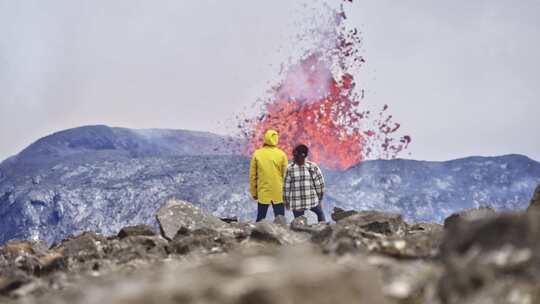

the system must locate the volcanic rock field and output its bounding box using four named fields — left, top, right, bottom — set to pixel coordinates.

left=2, top=191, right=540, bottom=304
